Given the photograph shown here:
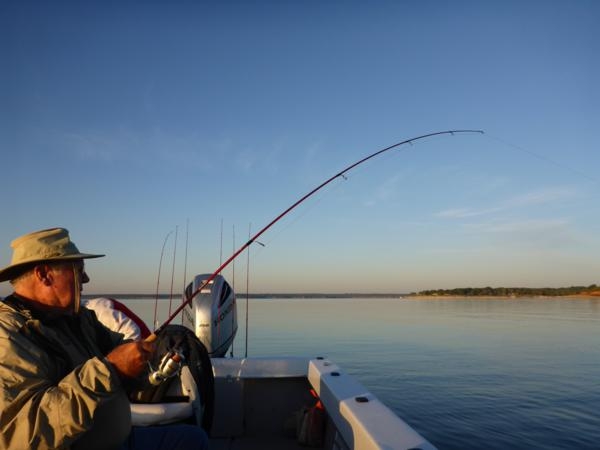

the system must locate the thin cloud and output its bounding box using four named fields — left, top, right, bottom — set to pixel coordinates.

left=435, top=207, right=501, bottom=219
left=466, top=218, right=582, bottom=248
left=435, top=186, right=580, bottom=220
left=62, top=132, right=124, bottom=162
left=503, top=186, right=578, bottom=208
left=480, top=218, right=569, bottom=234
left=60, top=129, right=235, bottom=173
